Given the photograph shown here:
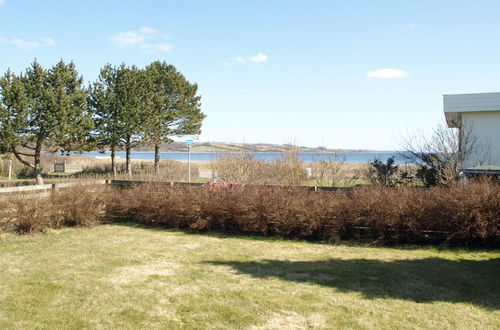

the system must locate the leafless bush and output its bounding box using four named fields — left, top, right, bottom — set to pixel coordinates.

left=111, top=179, right=500, bottom=247
left=50, top=185, right=112, bottom=227
left=311, top=154, right=358, bottom=186
left=0, top=184, right=112, bottom=234
left=3, top=179, right=498, bottom=246
left=274, top=147, right=307, bottom=186
left=211, top=153, right=271, bottom=184
left=401, top=123, right=490, bottom=186
left=211, top=148, right=307, bottom=185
